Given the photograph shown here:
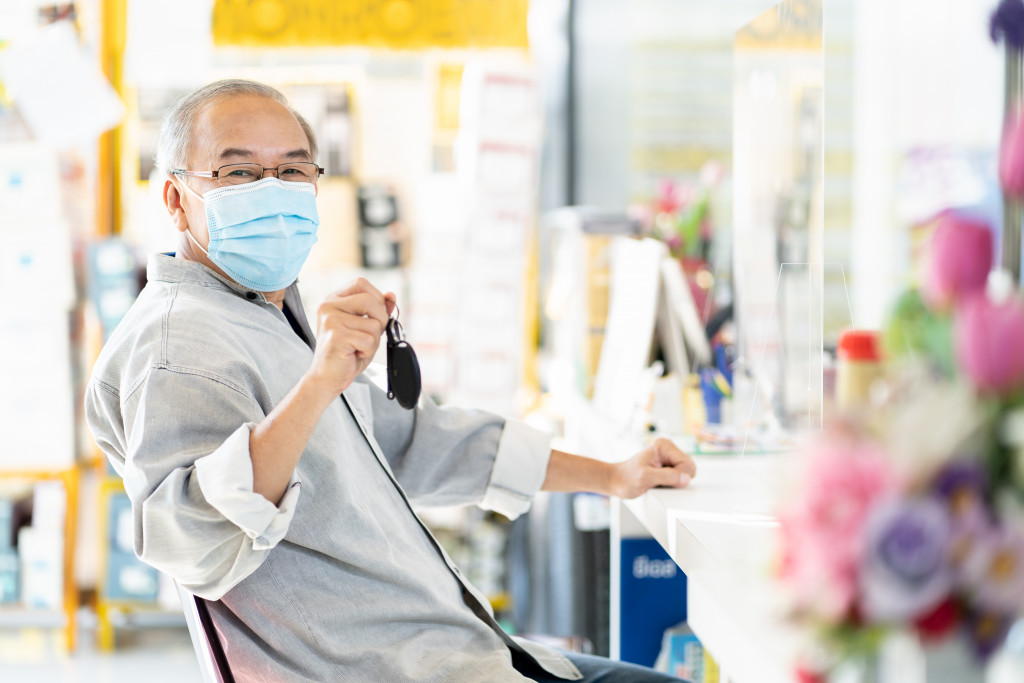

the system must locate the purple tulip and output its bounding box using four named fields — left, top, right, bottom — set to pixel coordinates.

left=933, top=461, right=991, bottom=526
left=932, top=461, right=993, bottom=570
left=954, top=293, right=1024, bottom=396
left=1001, top=109, right=1024, bottom=197
left=923, top=214, right=993, bottom=309
left=859, top=497, right=954, bottom=623
left=967, top=610, right=1012, bottom=659
left=933, top=461, right=989, bottom=504
left=991, top=0, right=1024, bottom=49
